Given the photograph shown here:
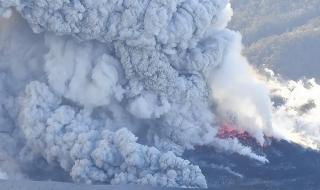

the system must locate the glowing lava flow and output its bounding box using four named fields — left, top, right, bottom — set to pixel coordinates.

left=217, top=122, right=270, bottom=148
left=217, top=122, right=250, bottom=139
